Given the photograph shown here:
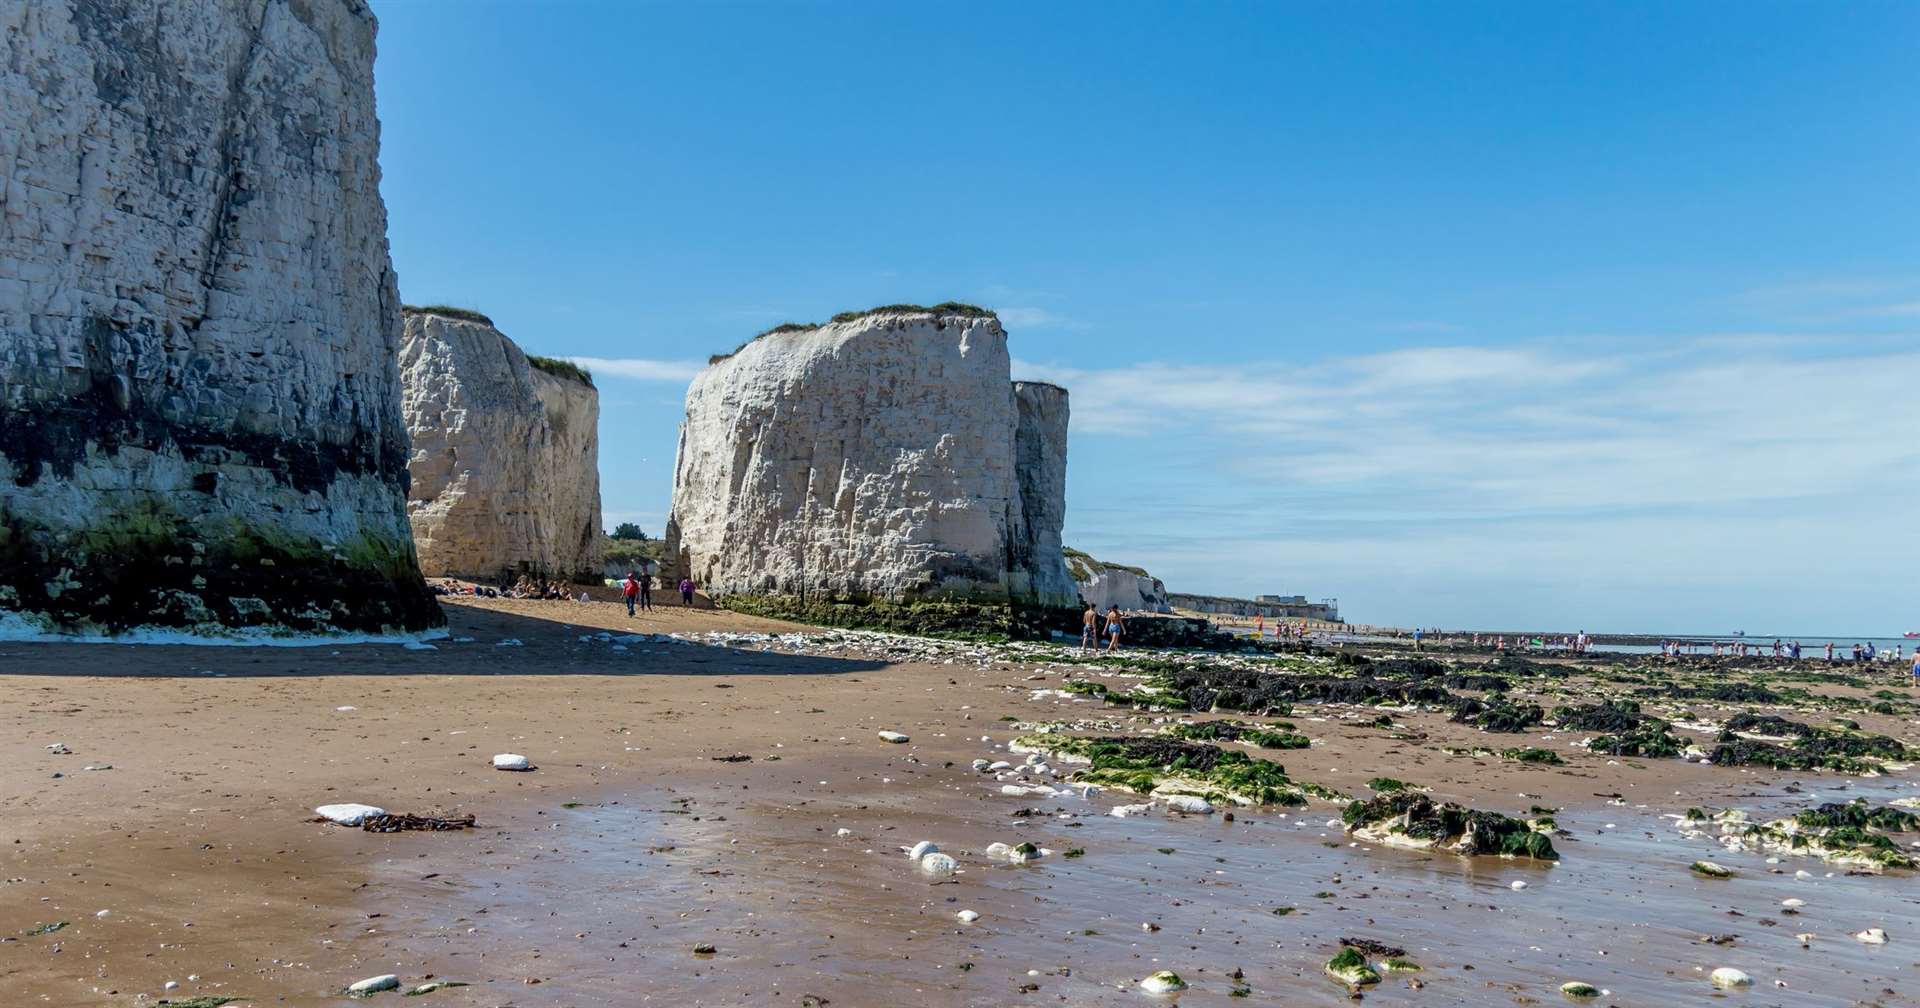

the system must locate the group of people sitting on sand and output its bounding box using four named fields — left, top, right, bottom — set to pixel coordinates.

left=427, top=576, right=589, bottom=602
